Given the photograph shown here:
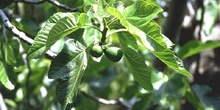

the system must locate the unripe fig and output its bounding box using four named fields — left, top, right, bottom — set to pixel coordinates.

left=89, top=44, right=103, bottom=58
left=104, top=47, right=123, bottom=62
